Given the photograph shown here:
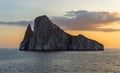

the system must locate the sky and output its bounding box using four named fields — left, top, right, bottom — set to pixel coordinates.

left=0, top=0, right=120, bottom=48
